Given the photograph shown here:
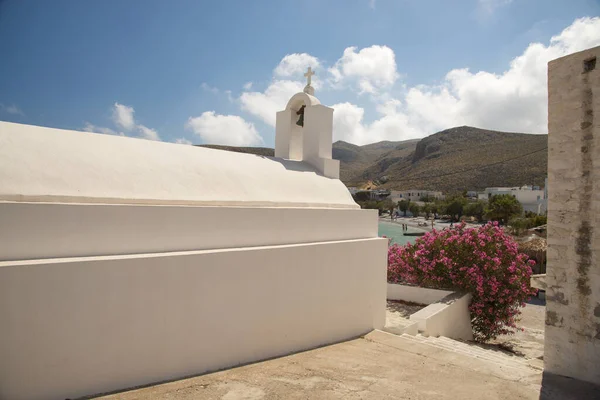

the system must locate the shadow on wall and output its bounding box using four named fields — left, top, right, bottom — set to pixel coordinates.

left=539, top=372, right=600, bottom=400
